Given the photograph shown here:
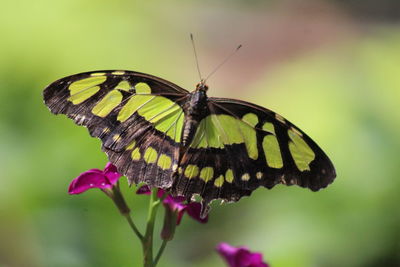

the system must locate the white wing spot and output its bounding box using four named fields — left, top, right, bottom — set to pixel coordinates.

left=241, top=173, right=250, bottom=181
left=75, top=114, right=86, bottom=125
left=172, top=164, right=178, bottom=172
